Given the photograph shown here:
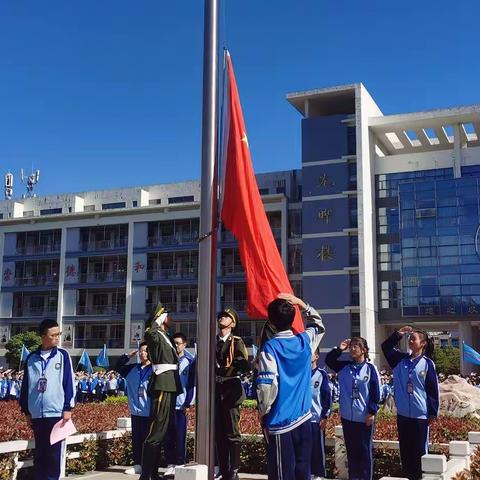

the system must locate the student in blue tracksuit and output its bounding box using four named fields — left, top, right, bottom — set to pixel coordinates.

left=0, top=372, right=6, bottom=400
left=19, top=319, right=75, bottom=480
left=382, top=326, right=439, bottom=480
left=116, top=342, right=153, bottom=476
left=326, top=337, right=381, bottom=480
left=257, top=293, right=325, bottom=480
left=310, top=350, right=332, bottom=480
left=164, top=333, right=196, bottom=477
